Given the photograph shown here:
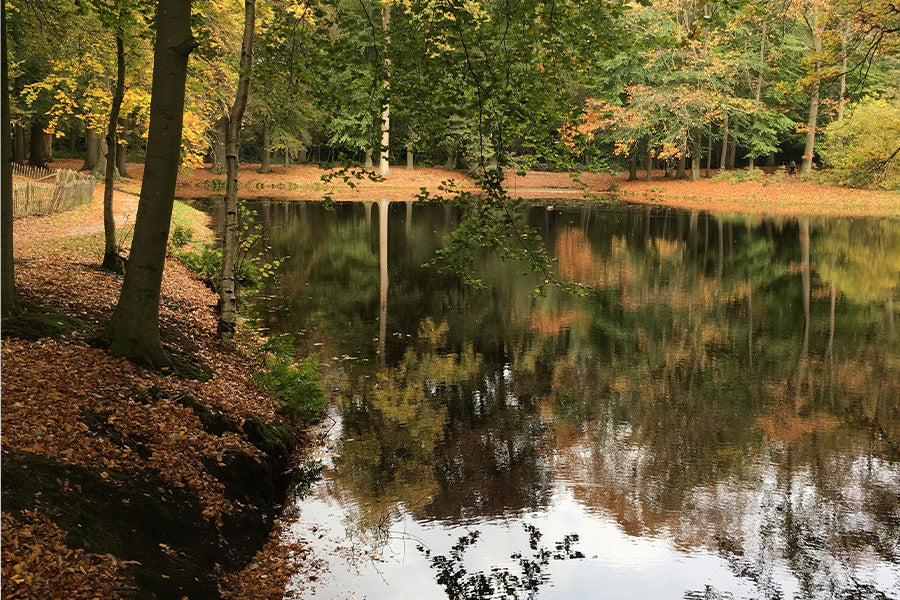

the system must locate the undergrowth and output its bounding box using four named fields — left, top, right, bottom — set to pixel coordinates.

left=252, top=334, right=327, bottom=423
